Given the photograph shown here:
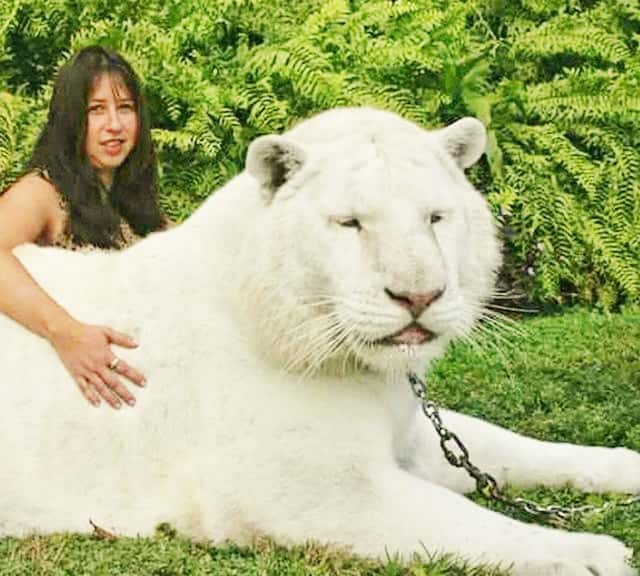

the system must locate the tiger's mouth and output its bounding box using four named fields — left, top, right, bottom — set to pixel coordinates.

left=377, top=322, right=436, bottom=346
